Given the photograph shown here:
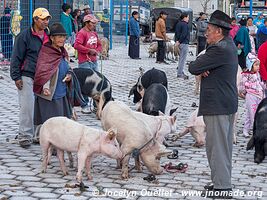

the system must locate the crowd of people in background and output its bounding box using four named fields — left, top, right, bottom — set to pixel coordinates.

left=2, top=3, right=267, bottom=140
left=0, top=3, right=109, bottom=64
left=1, top=4, right=267, bottom=198
left=8, top=5, right=103, bottom=147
